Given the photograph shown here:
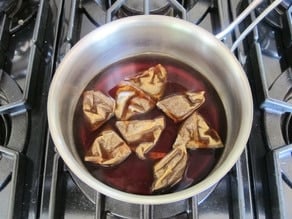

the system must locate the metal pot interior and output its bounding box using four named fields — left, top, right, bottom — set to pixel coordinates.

left=47, top=15, right=253, bottom=204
